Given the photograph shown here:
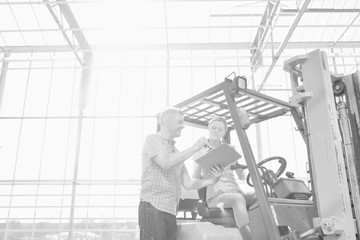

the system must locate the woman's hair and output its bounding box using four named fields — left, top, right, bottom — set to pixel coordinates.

left=208, top=116, right=228, bottom=132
